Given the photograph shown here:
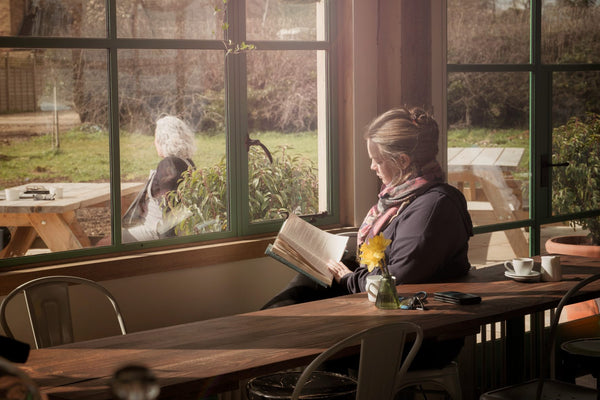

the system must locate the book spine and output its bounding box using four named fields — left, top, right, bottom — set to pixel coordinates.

left=265, top=244, right=329, bottom=288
